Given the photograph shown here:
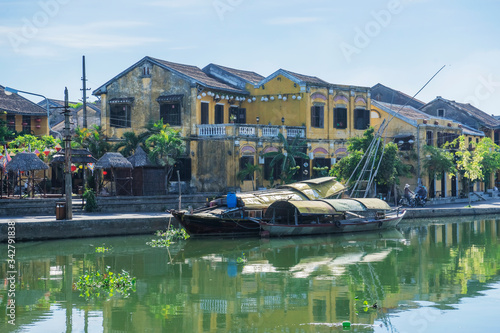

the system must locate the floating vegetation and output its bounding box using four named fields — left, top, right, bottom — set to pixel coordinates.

left=75, top=266, right=136, bottom=300
left=95, top=246, right=110, bottom=253
left=237, top=252, right=247, bottom=264
left=147, top=227, right=190, bottom=248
